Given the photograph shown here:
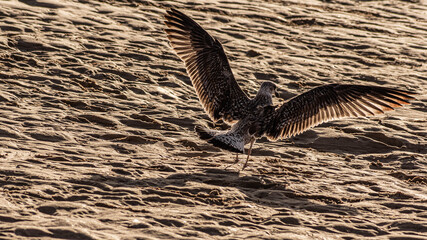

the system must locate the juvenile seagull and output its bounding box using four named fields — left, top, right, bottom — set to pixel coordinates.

left=164, top=8, right=415, bottom=170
